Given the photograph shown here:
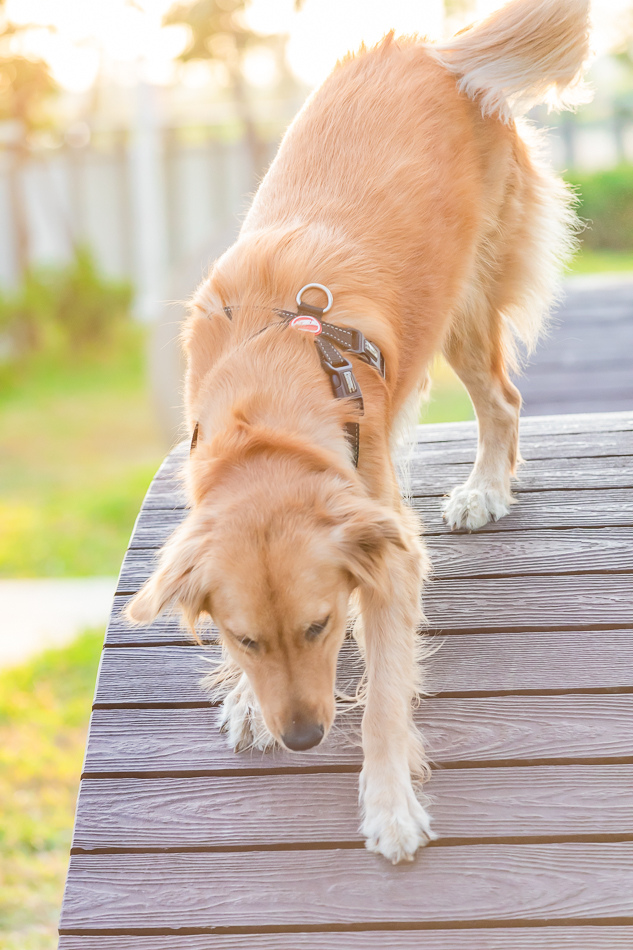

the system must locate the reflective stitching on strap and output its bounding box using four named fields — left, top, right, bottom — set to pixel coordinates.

left=320, top=321, right=354, bottom=345
left=314, top=337, right=347, bottom=367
